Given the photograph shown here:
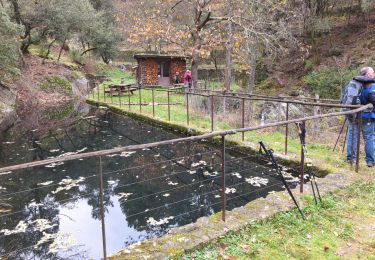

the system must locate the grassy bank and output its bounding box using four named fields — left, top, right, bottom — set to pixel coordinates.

left=182, top=181, right=375, bottom=259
